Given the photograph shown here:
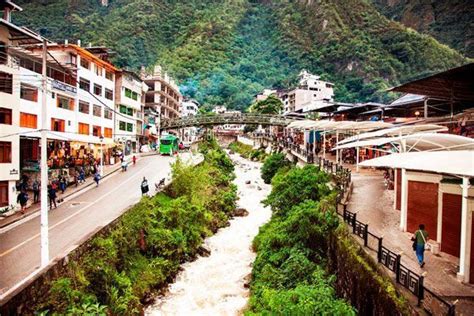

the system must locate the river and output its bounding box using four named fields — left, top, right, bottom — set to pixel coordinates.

left=146, top=153, right=272, bottom=316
